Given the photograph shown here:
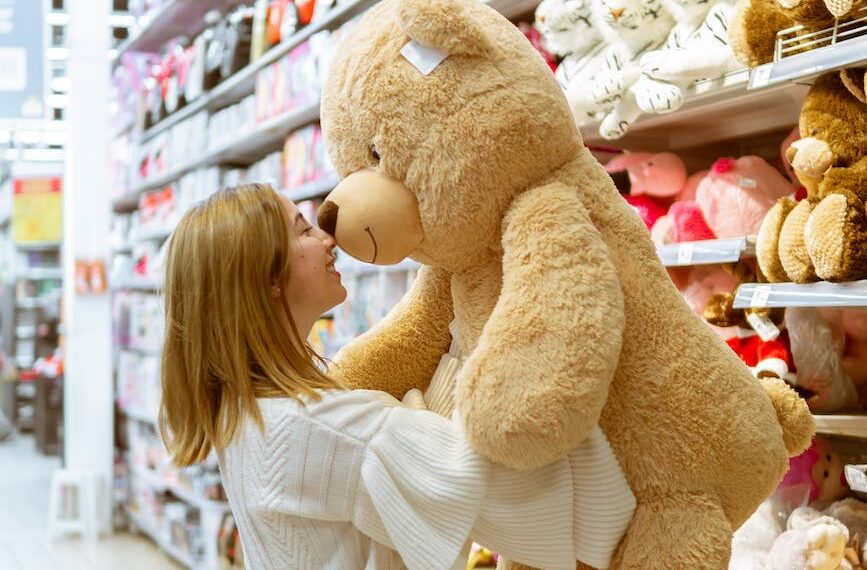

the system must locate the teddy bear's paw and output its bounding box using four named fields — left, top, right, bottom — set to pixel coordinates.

left=757, top=197, right=798, bottom=282
left=779, top=199, right=819, bottom=283
left=635, top=80, right=684, bottom=114
left=805, top=193, right=867, bottom=282
left=805, top=521, right=849, bottom=570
